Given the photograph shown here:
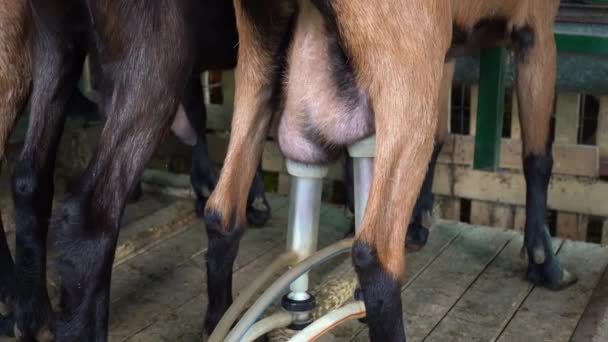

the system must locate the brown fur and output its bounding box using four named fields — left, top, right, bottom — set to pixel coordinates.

left=328, top=1, right=450, bottom=276
left=211, top=0, right=560, bottom=277
left=206, top=0, right=296, bottom=228
left=0, top=0, right=31, bottom=160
